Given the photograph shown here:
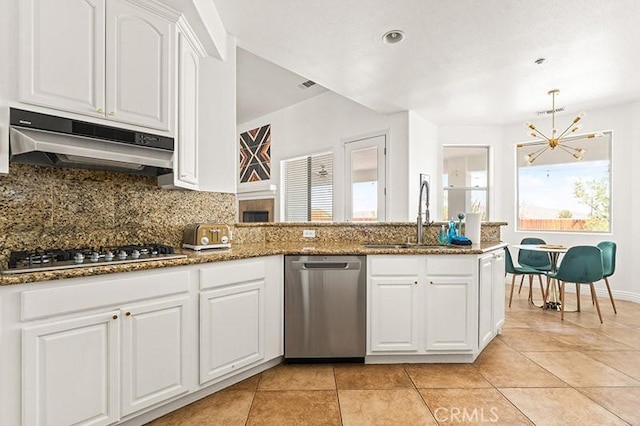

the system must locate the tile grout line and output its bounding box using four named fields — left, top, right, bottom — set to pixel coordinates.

left=332, top=365, right=344, bottom=426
